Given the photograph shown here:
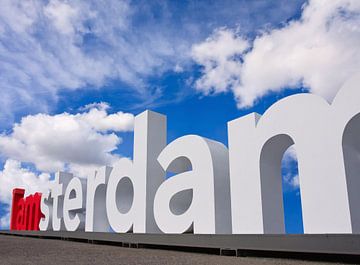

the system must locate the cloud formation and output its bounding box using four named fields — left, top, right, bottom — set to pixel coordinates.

left=282, top=146, right=300, bottom=191
left=0, top=104, right=134, bottom=172
left=0, top=0, right=187, bottom=123
left=284, top=174, right=300, bottom=190
left=0, top=0, right=306, bottom=123
left=0, top=160, right=50, bottom=205
left=191, top=28, right=249, bottom=95
left=192, top=0, right=360, bottom=108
